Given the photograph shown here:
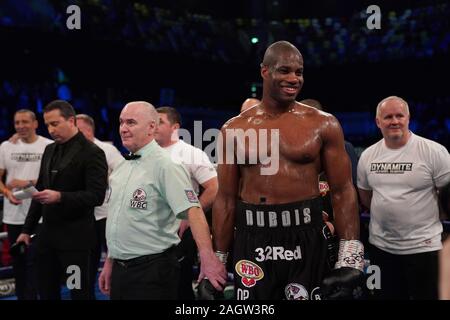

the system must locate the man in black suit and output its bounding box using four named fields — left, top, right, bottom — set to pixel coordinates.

left=16, top=100, right=108, bottom=300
